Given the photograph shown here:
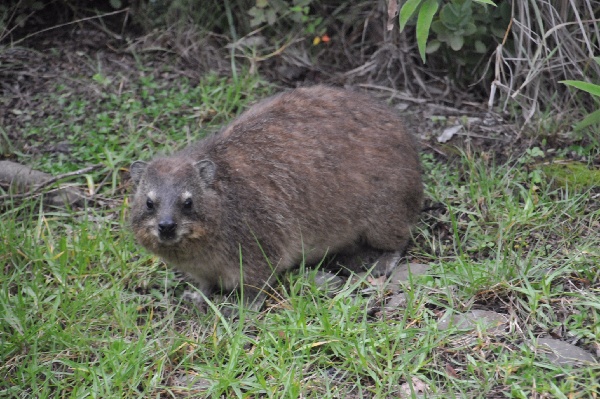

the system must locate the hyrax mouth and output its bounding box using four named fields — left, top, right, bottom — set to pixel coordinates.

left=158, top=232, right=179, bottom=243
